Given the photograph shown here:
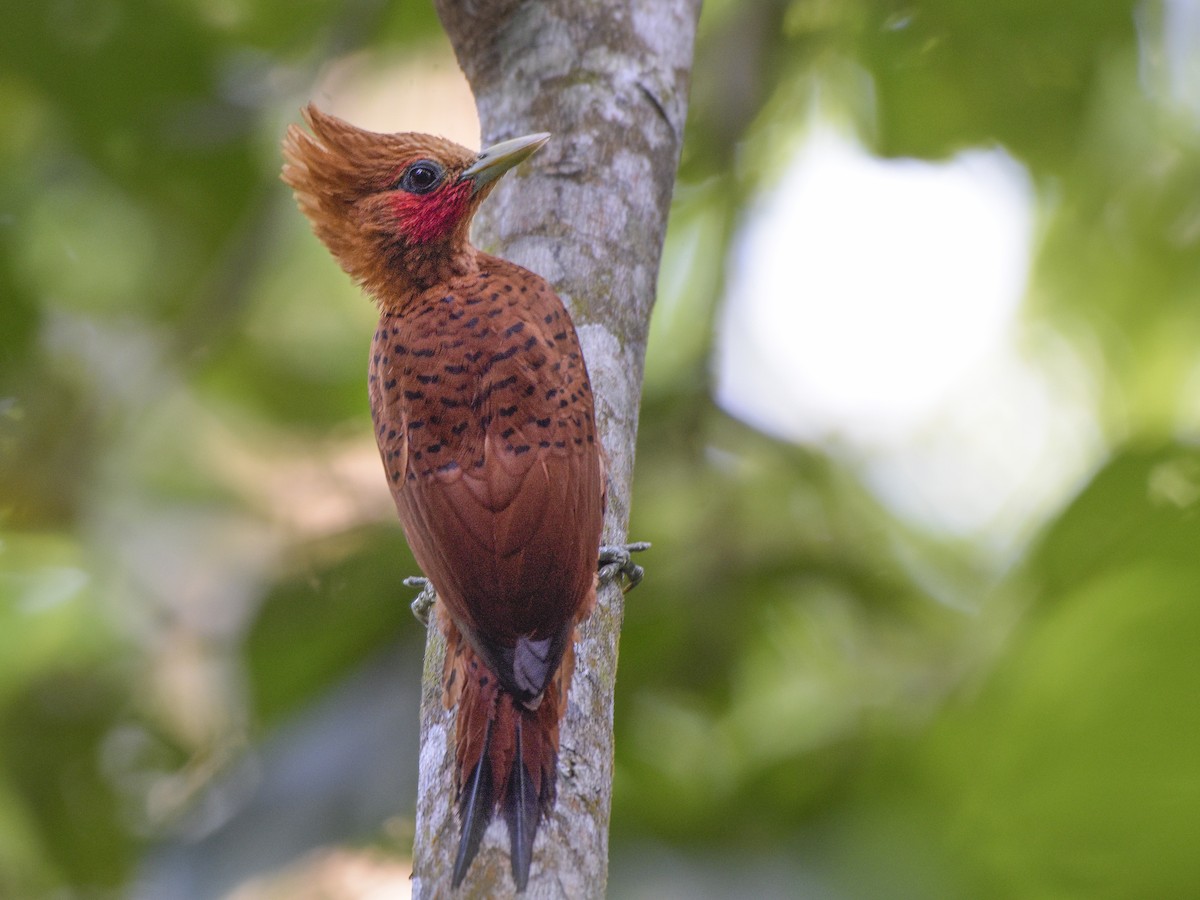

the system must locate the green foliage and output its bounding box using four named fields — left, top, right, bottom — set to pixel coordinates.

left=1, top=0, right=1197, bottom=896
left=245, top=526, right=421, bottom=728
